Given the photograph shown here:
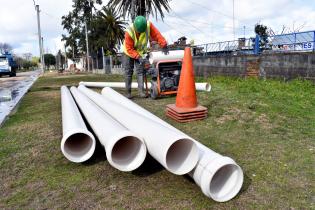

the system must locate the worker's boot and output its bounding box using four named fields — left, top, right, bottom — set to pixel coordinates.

left=125, top=76, right=133, bottom=99
left=137, top=75, right=147, bottom=98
